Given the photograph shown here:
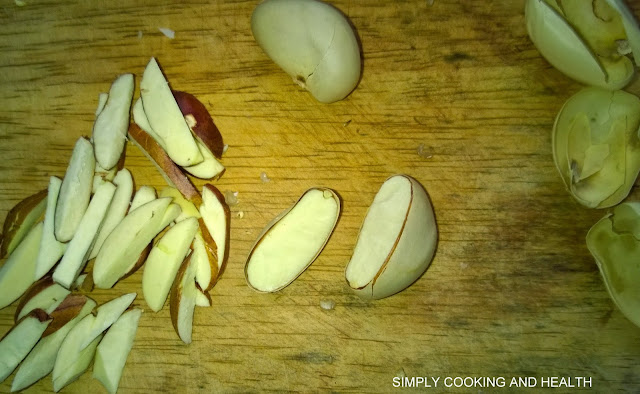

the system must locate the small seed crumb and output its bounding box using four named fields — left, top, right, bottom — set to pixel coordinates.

left=224, top=190, right=239, bottom=206
left=137, top=30, right=143, bottom=40
left=158, top=27, right=175, bottom=39
left=184, top=114, right=197, bottom=129
left=320, top=299, right=335, bottom=310
left=260, top=172, right=270, bottom=183
left=460, top=262, right=469, bottom=270
left=417, top=143, right=433, bottom=159
left=237, top=211, right=244, bottom=219
left=293, top=75, right=307, bottom=88
left=617, top=39, right=632, bottom=55
left=222, top=144, right=229, bottom=154
left=343, top=119, right=352, bottom=127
